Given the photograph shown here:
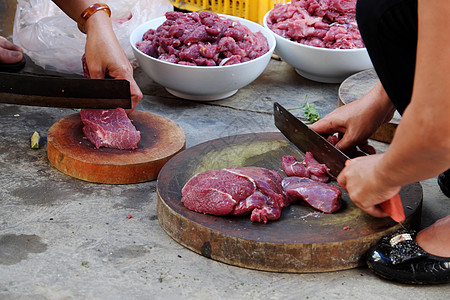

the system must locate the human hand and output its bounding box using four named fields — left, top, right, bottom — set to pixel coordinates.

left=309, top=99, right=378, bottom=155
left=83, top=14, right=142, bottom=111
left=0, top=36, right=23, bottom=64
left=310, top=81, right=395, bottom=156
left=337, top=154, right=401, bottom=218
